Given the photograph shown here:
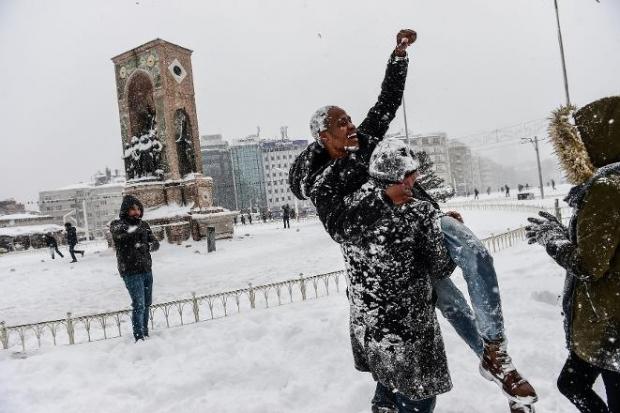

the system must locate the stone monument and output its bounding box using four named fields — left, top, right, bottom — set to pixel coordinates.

left=110, top=39, right=236, bottom=244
